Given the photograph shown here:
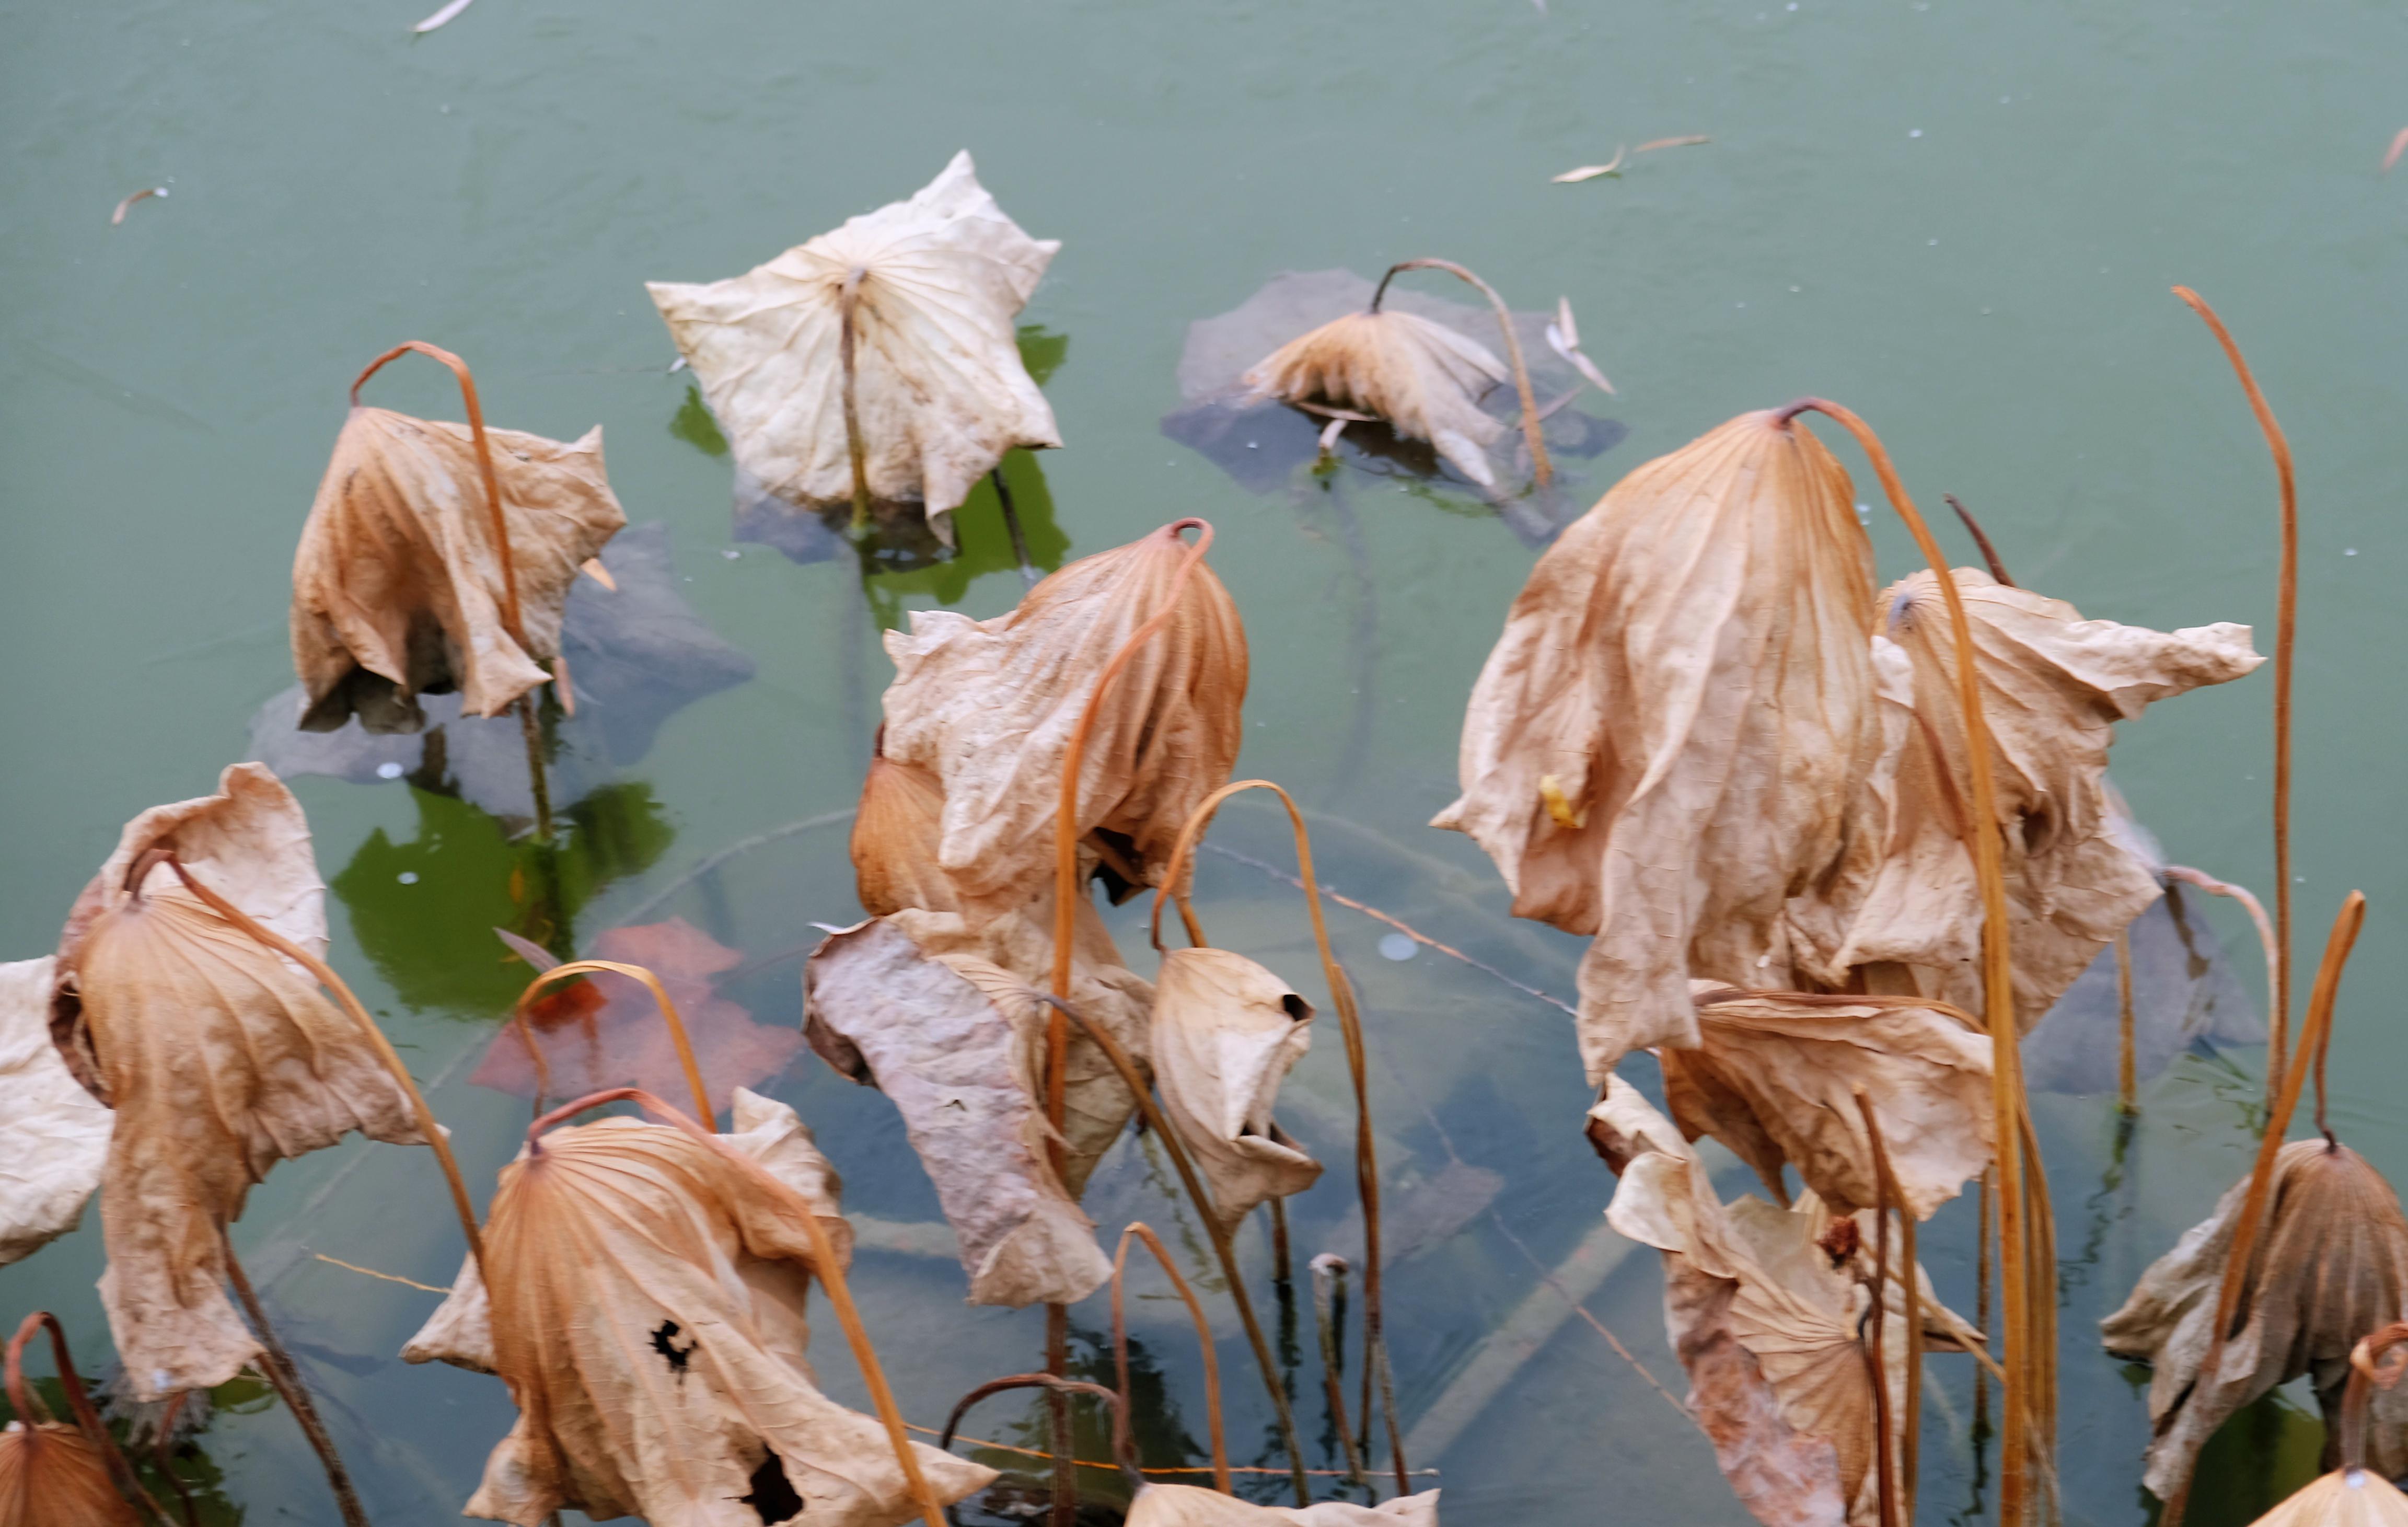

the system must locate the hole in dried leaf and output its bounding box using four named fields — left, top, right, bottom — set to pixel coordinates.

left=650, top=1320, right=695, bottom=1375
left=1279, top=994, right=1310, bottom=1023
left=739, top=1443, right=804, bottom=1522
